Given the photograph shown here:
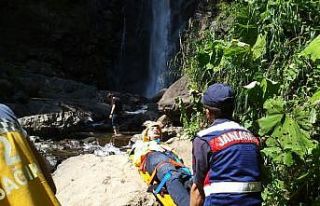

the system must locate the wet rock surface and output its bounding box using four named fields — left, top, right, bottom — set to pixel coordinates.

left=30, top=133, right=132, bottom=172
left=4, top=74, right=159, bottom=138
